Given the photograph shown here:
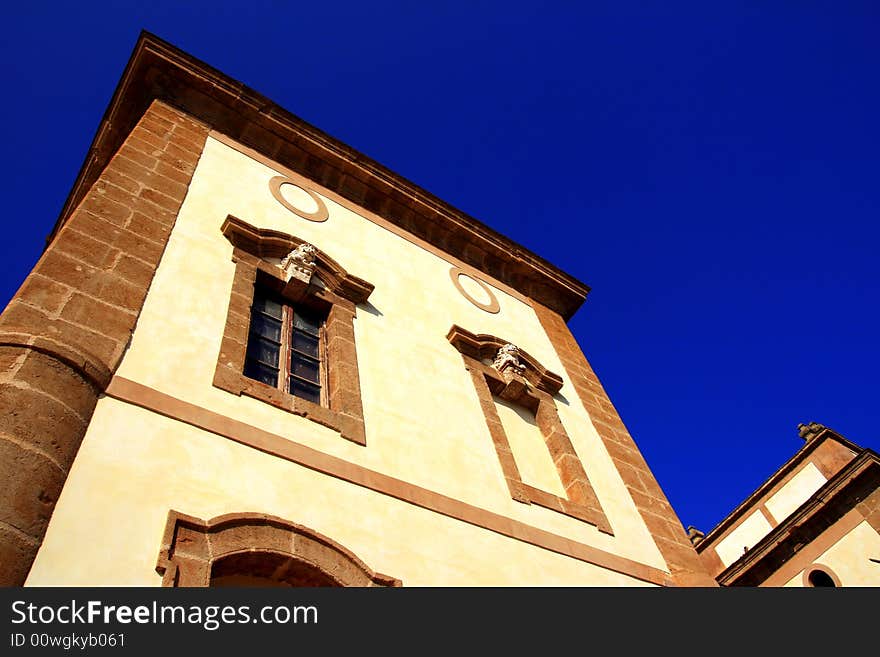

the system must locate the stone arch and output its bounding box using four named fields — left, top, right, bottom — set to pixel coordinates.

left=156, top=511, right=402, bottom=587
